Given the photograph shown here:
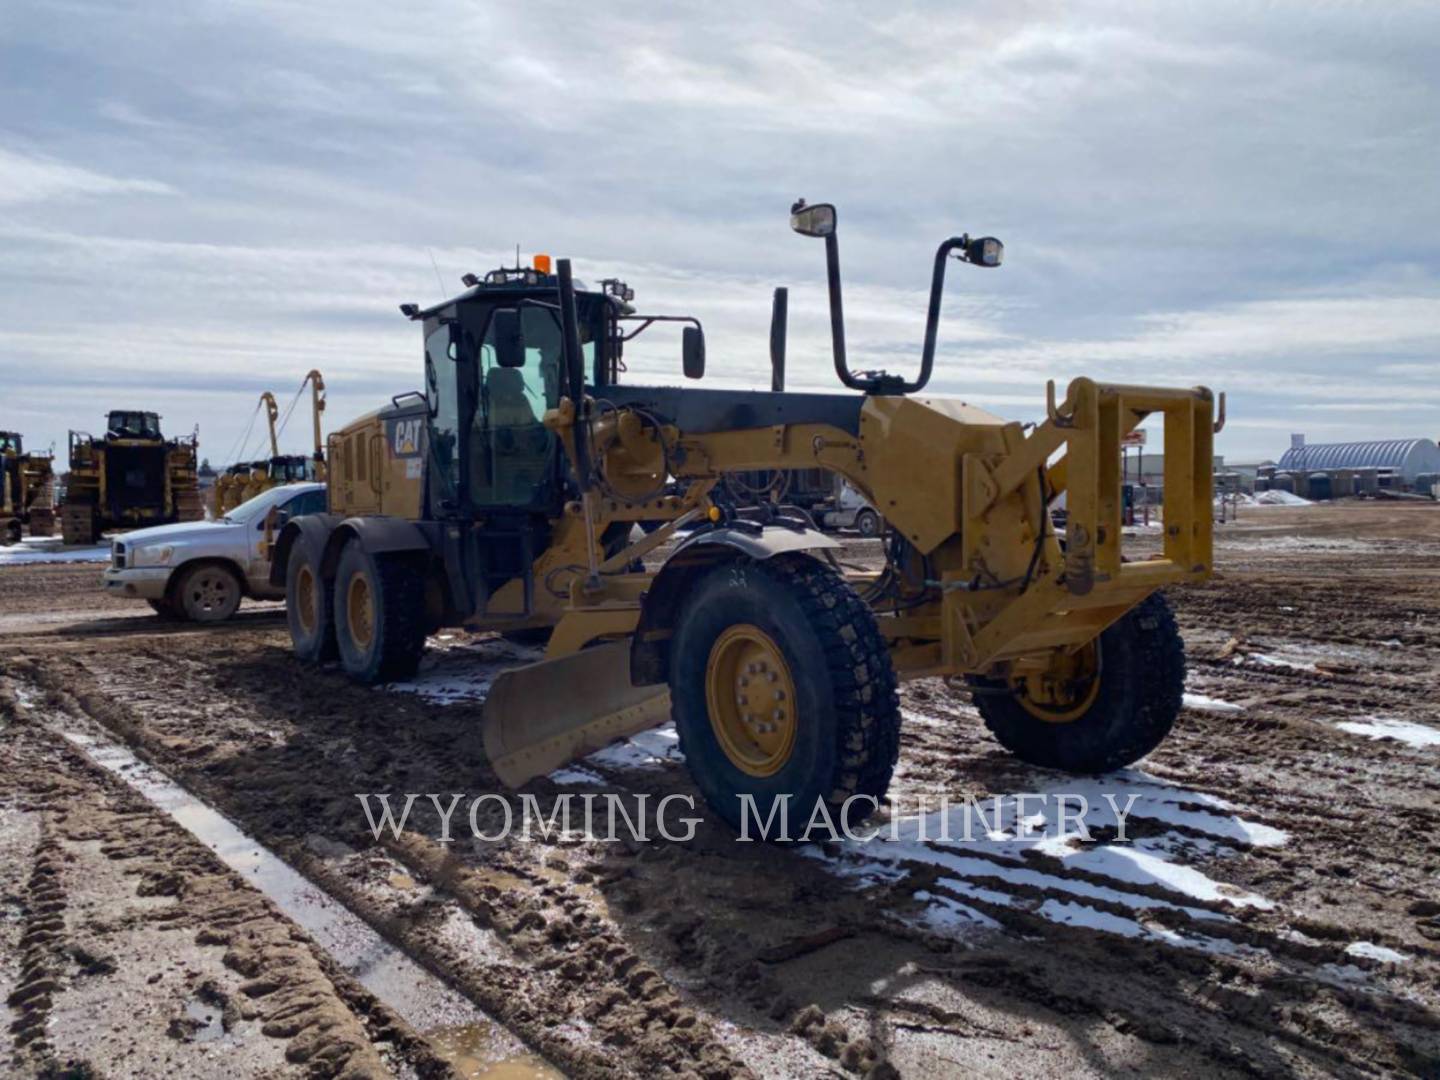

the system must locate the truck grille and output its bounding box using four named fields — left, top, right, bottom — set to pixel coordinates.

left=112, top=542, right=126, bottom=570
